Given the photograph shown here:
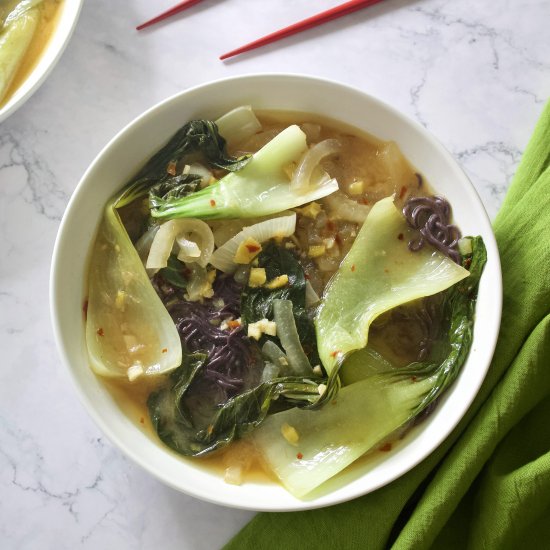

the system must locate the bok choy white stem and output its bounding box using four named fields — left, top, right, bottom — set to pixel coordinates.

left=86, top=197, right=182, bottom=380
